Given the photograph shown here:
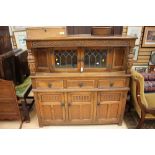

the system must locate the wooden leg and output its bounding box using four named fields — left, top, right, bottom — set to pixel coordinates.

left=22, top=98, right=30, bottom=123
left=136, top=112, right=145, bottom=129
